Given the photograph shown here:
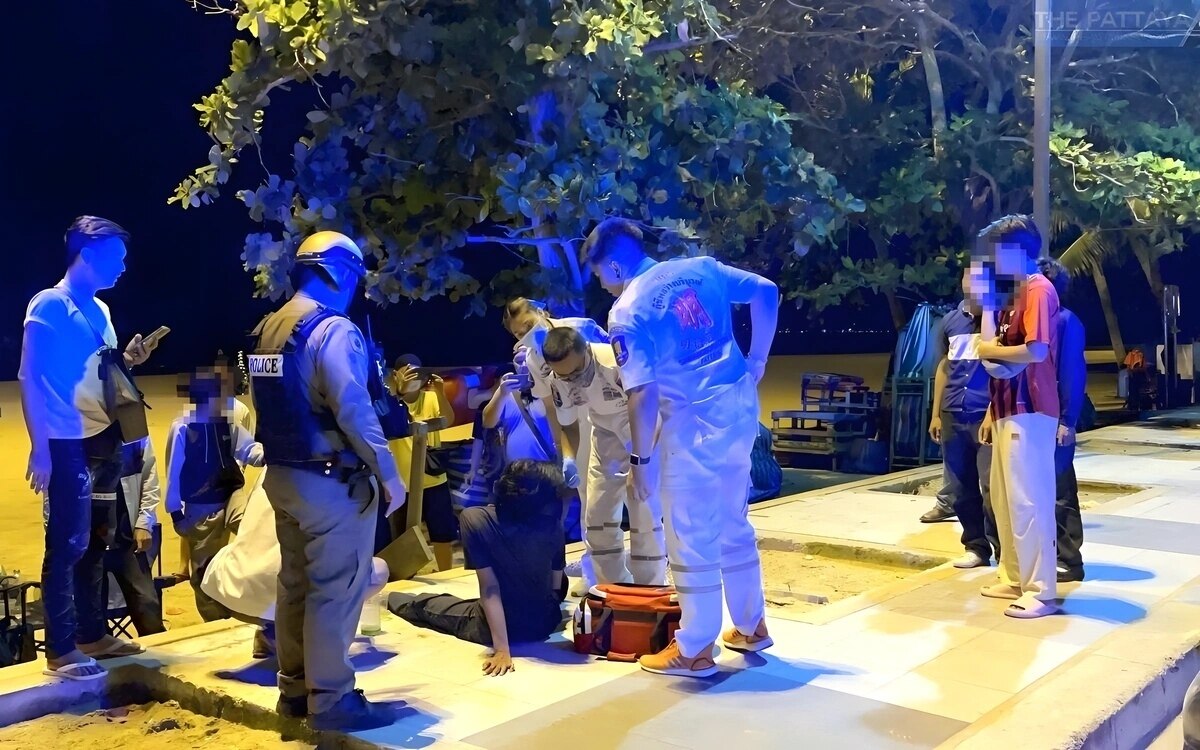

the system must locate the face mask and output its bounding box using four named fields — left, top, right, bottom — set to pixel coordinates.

left=564, top=352, right=597, bottom=388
